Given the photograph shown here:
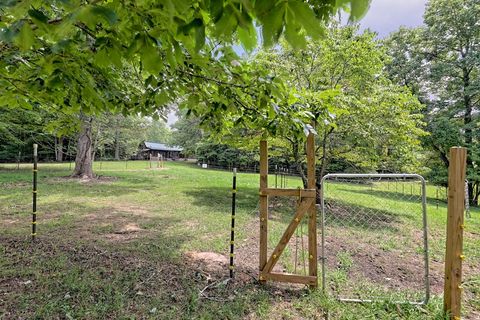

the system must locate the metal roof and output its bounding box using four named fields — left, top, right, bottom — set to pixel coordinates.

left=144, top=142, right=183, bottom=152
